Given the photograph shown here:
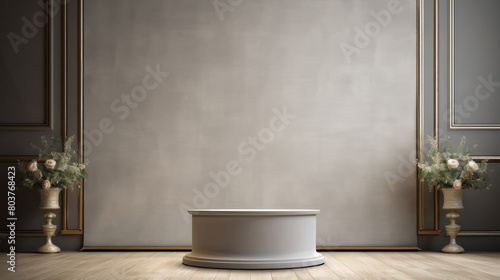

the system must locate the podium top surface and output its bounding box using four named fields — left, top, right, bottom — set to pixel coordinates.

left=187, top=209, right=320, bottom=216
